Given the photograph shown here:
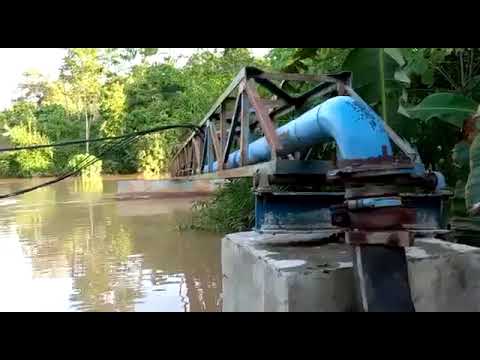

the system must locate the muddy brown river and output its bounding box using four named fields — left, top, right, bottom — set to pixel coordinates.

left=0, top=176, right=222, bottom=312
